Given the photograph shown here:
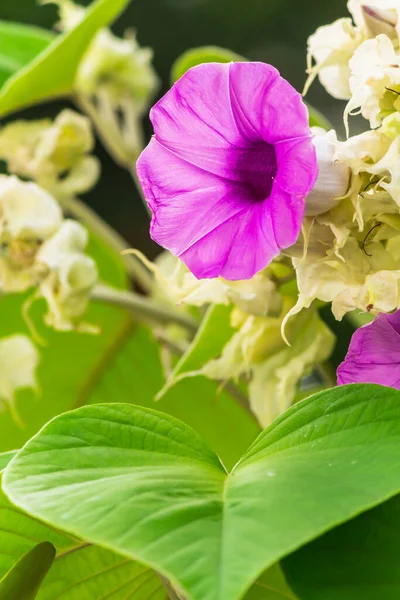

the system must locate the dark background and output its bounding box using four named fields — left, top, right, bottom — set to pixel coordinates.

left=2, top=0, right=348, bottom=255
